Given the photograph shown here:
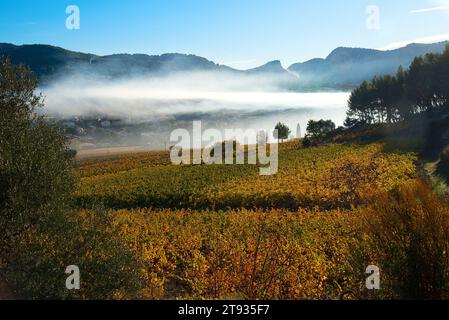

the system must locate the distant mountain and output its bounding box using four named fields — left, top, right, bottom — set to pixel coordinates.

left=0, top=44, right=235, bottom=81
left=1, top=41, right=448, bottom=90
left=0, top=44, right=93, bottom=79
left=88, top=52, right=232, bottom=77
left=246, top=60, right=286, bottom=74
left=288, top=42, right=449, bottom=89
